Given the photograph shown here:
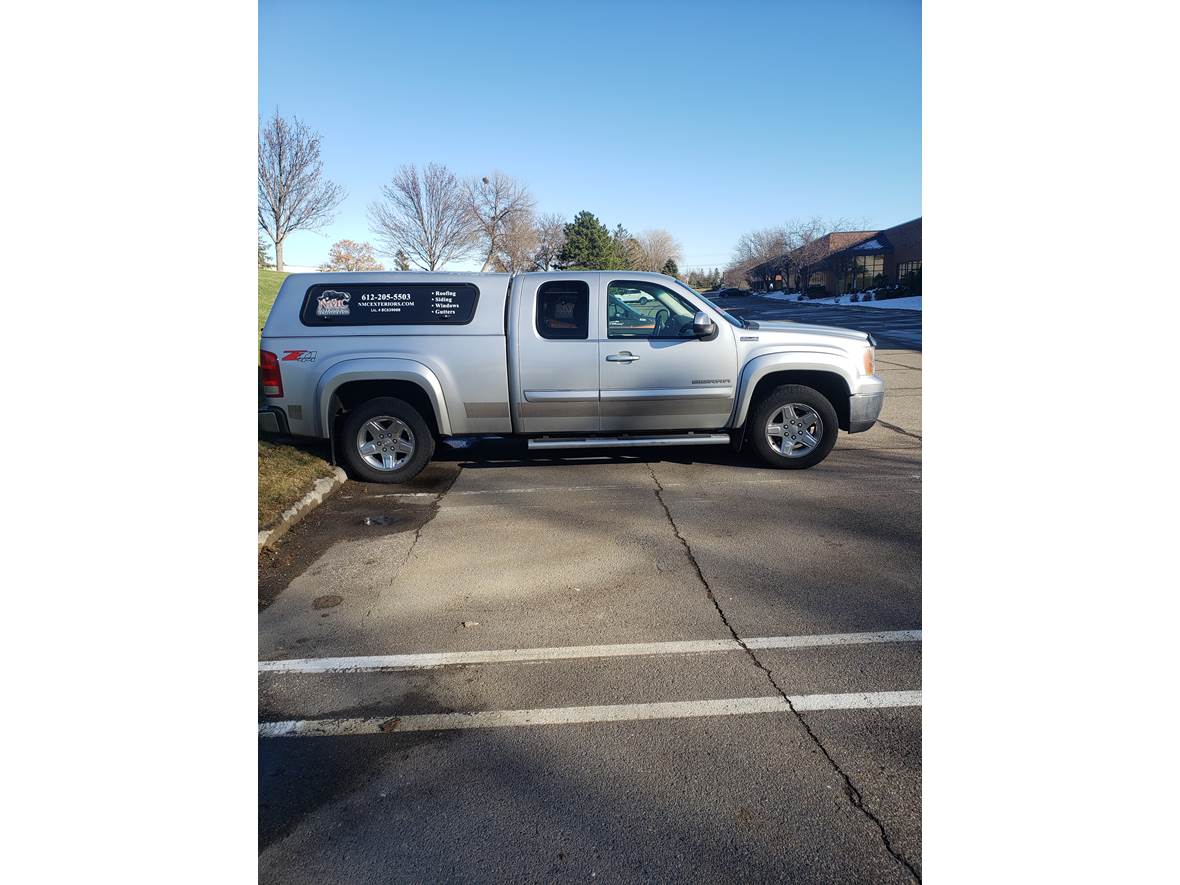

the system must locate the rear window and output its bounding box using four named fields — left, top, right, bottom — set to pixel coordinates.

left=299, top=282, right=480, bottom=326
left=536, top=281, right=589, bottom=340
